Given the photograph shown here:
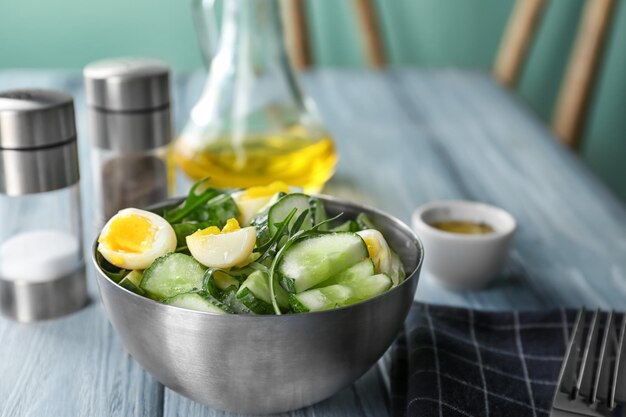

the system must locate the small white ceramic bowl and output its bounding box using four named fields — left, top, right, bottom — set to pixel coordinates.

left=412, top=200, right=516, bottom=290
